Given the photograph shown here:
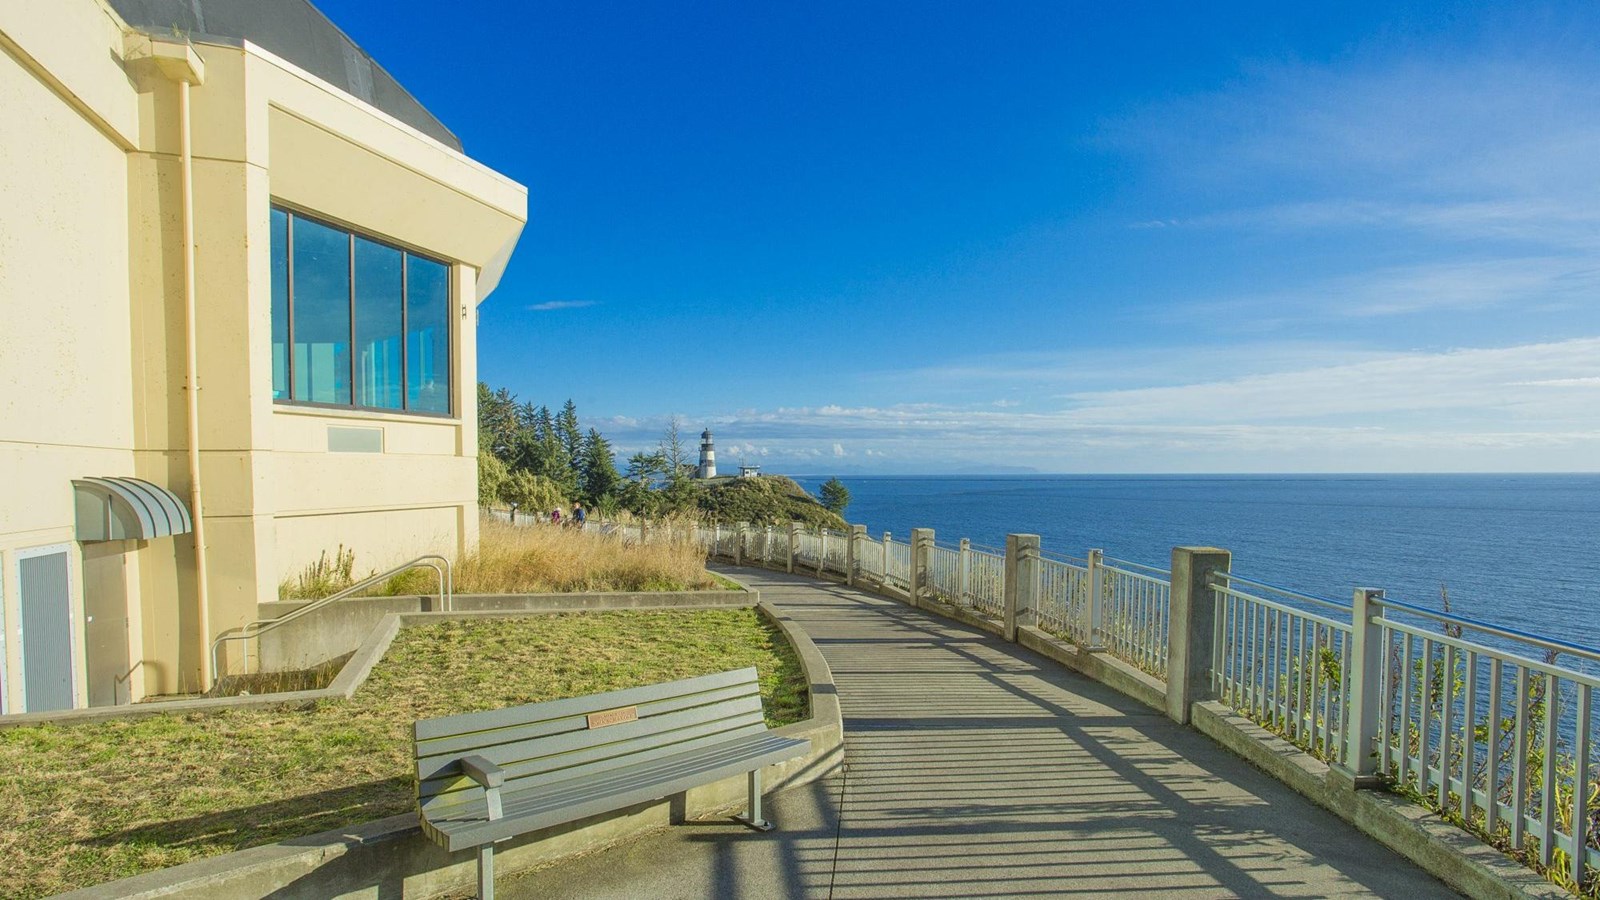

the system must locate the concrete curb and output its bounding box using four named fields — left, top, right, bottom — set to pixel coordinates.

left=1015, top=625, right=1167, bottom=713
left=55, top=598, right=843, bottom=900
left=2, top=589, right=759, bottom=729
left=1190, top=701, right=1564, bottom=900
